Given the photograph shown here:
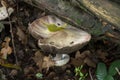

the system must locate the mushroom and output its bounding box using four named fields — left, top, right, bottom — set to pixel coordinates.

left=28, top=15, right=91, bottom=66
left=52, top=53, right=70, bottom=66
